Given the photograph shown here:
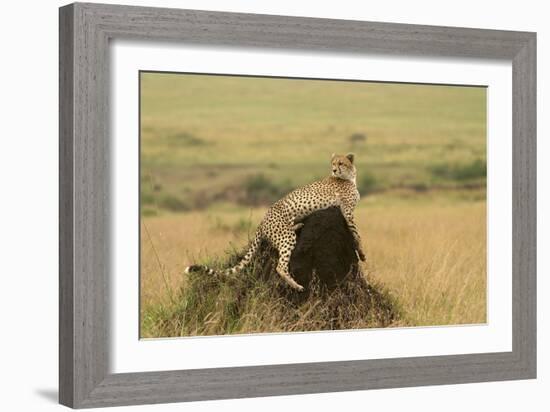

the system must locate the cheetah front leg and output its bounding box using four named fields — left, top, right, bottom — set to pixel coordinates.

left=273, top=229, right=304, bottom=291
left=340, top=206, right=366, bottom=262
